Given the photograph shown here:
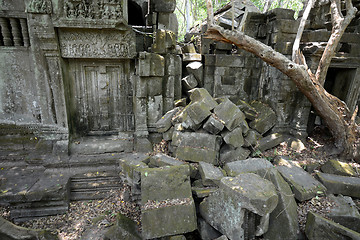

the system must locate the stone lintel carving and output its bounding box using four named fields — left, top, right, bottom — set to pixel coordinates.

left=58, top=28, right=136, bottom=59
left=62, top=0, right=127, bottom=22
left=27, top=0, right=52, bottom=14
